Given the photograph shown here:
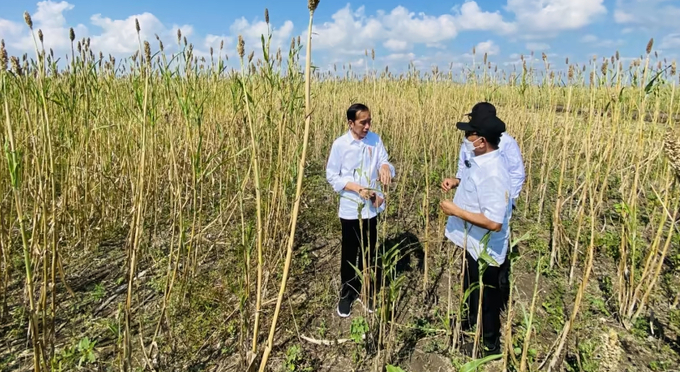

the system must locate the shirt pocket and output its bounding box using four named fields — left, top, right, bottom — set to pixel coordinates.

left=343, top=152, right=362, bottom=177
left=462, top=177, right=478, bottom=211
